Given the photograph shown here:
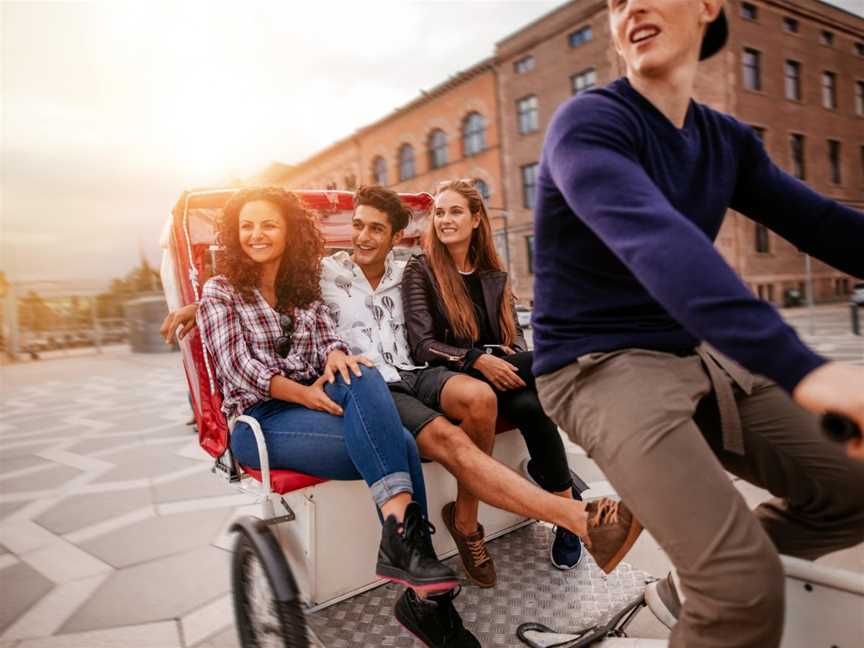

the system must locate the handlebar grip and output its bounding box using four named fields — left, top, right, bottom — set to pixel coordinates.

left=821, top=413, right=862, bottom=443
